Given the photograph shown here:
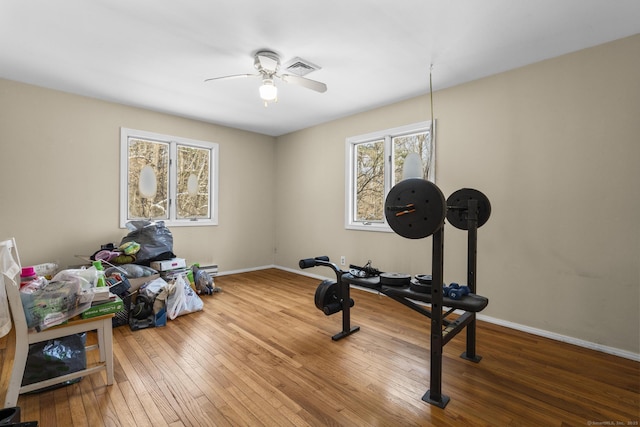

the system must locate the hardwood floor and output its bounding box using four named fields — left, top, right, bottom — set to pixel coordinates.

left=1, top=269, right=638, bottom=426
